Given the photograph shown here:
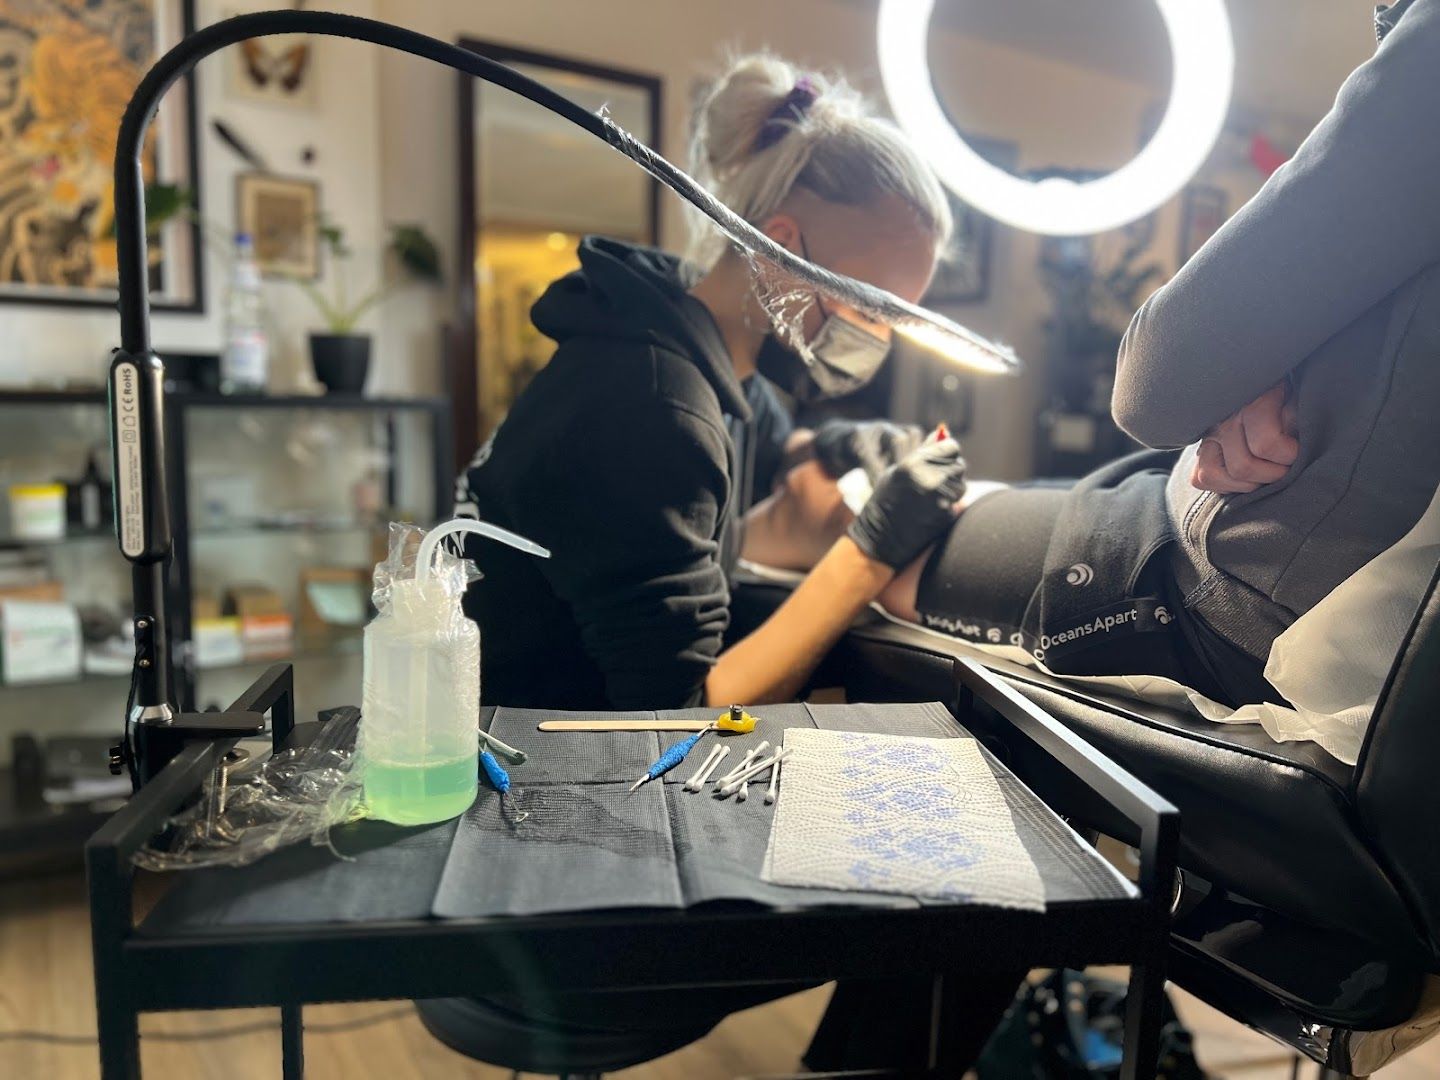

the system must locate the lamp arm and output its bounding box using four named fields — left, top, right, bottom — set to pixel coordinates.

left=115, top=10, right=1018, bottom=360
